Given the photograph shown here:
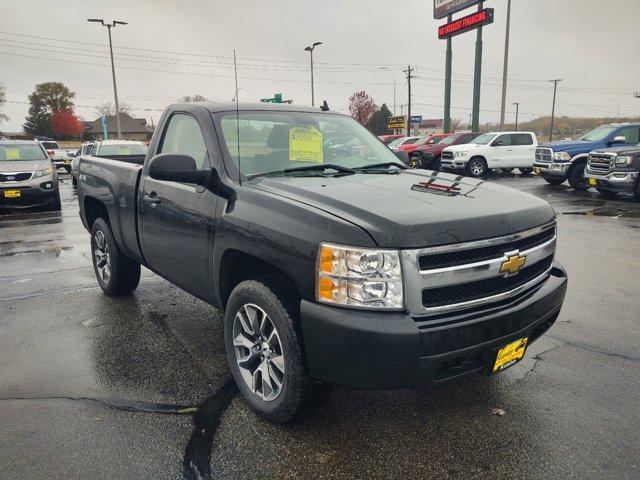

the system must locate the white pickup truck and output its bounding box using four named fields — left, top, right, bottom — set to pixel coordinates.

left=441, top=131, right=538, bottom=177
left=38, top=139, right=76, bottom=173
